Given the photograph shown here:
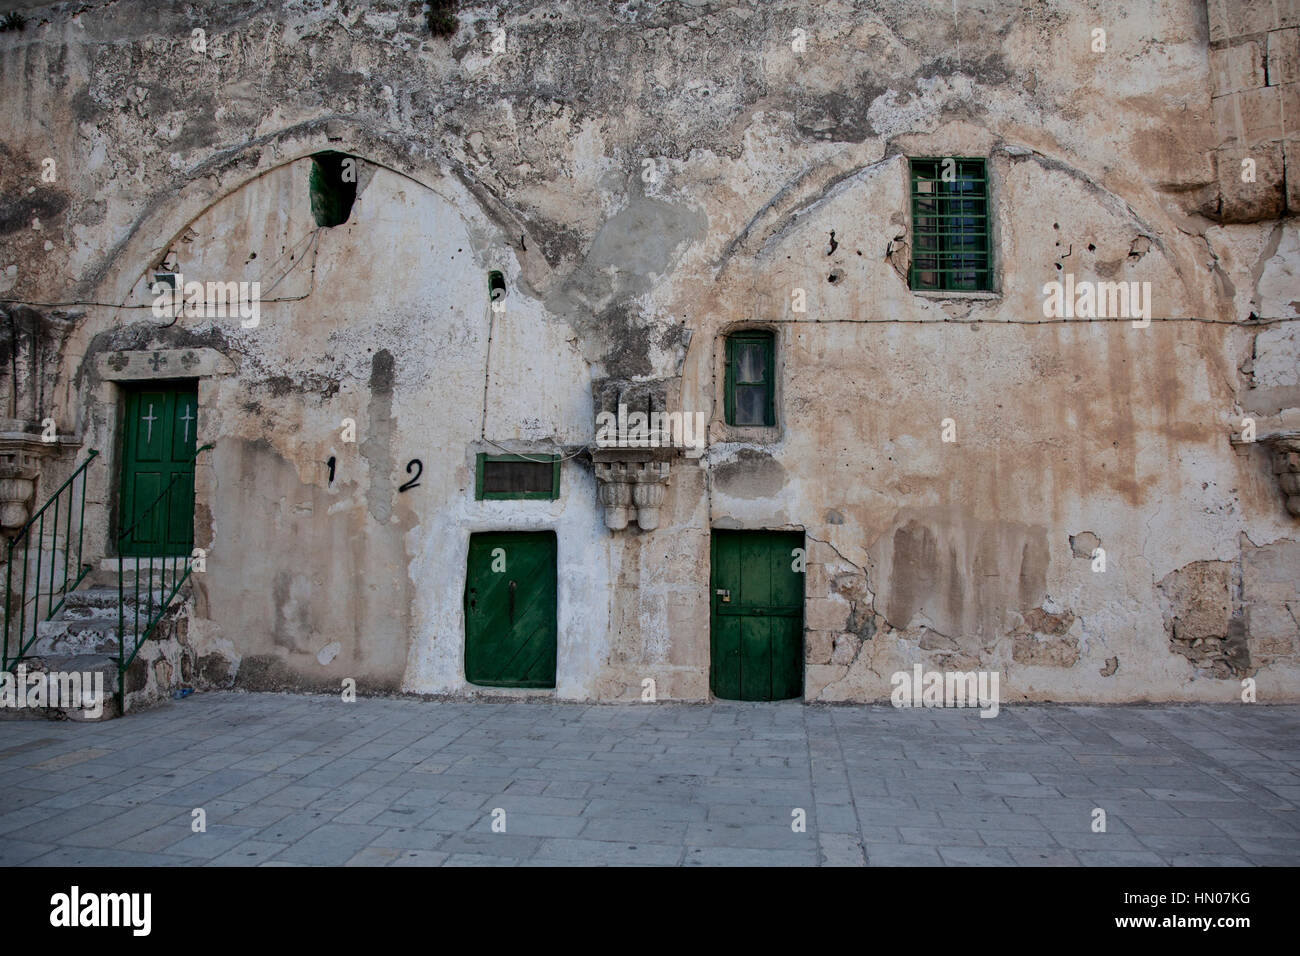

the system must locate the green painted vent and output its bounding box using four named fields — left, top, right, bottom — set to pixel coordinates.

left=476, top=454, right=559, bottom=500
